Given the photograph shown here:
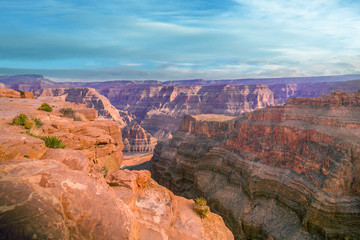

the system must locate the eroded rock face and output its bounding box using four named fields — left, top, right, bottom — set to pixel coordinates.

left=36, top=88, right=127, bottom=127
left=0, top=86, right=34, bottom=99
left=106, top=169, right=234, bottom=240
left=105, top=84, right=276, bottom=135
left=0, top=160, right=138, bottom=240
left=122, top=122, right=158, bottom=153
left=0, top=90, right=233, bottom=240
left=152, top=91, right=360, bottom=239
